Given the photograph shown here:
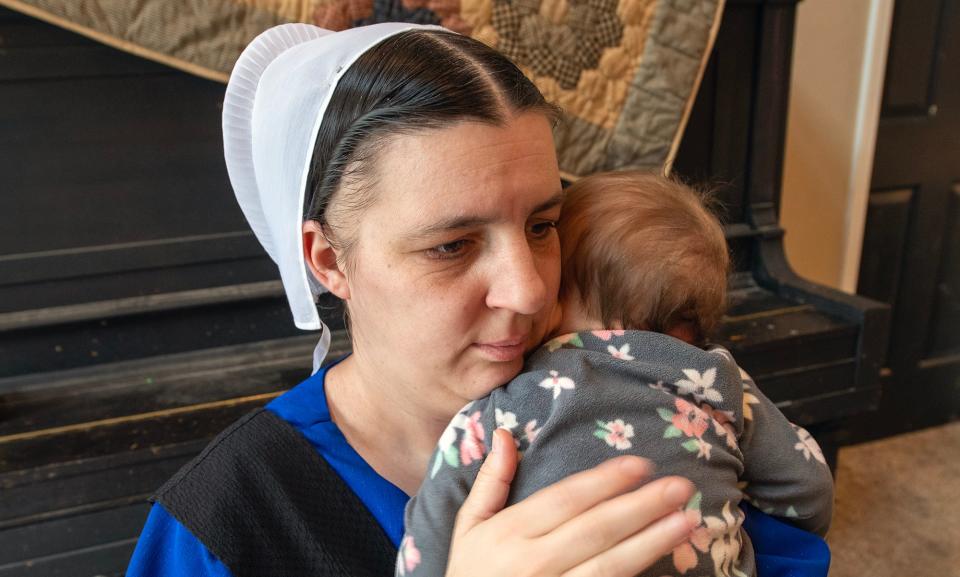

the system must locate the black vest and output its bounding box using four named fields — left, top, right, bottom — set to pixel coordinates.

left=153, top=408, right=398, bottom=576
